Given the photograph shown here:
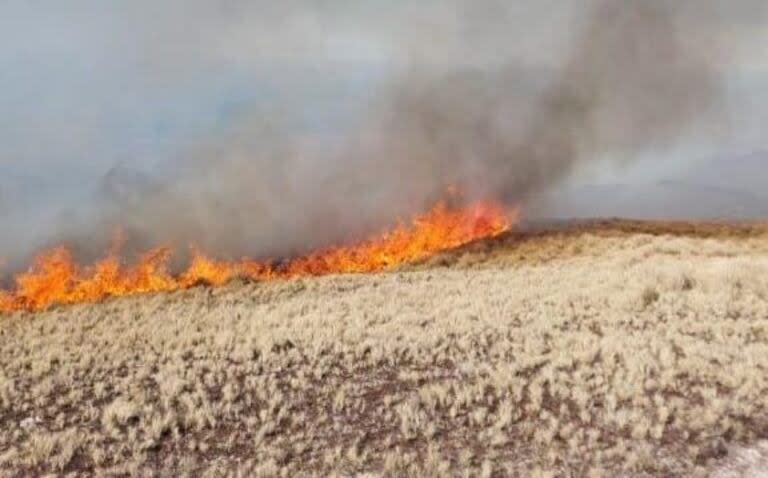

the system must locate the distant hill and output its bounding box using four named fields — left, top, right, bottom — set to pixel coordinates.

left=528, top=152, right=768, bottom=220
left=689, top=151, right=767, bottom=198
left=99, top=164, right=162, bottom=207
